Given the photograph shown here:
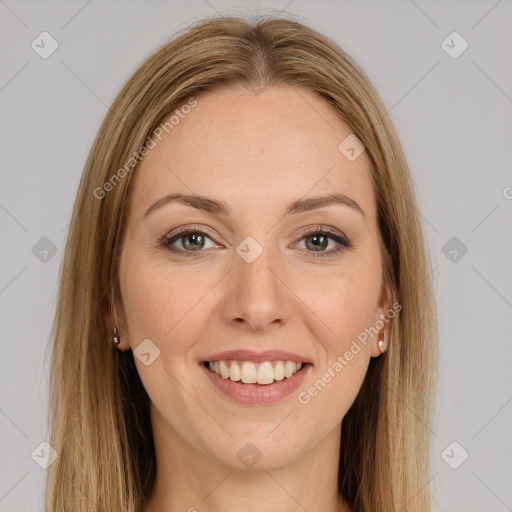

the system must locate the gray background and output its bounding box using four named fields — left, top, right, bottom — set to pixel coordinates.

left=1, top=0, right=511, bottom=510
